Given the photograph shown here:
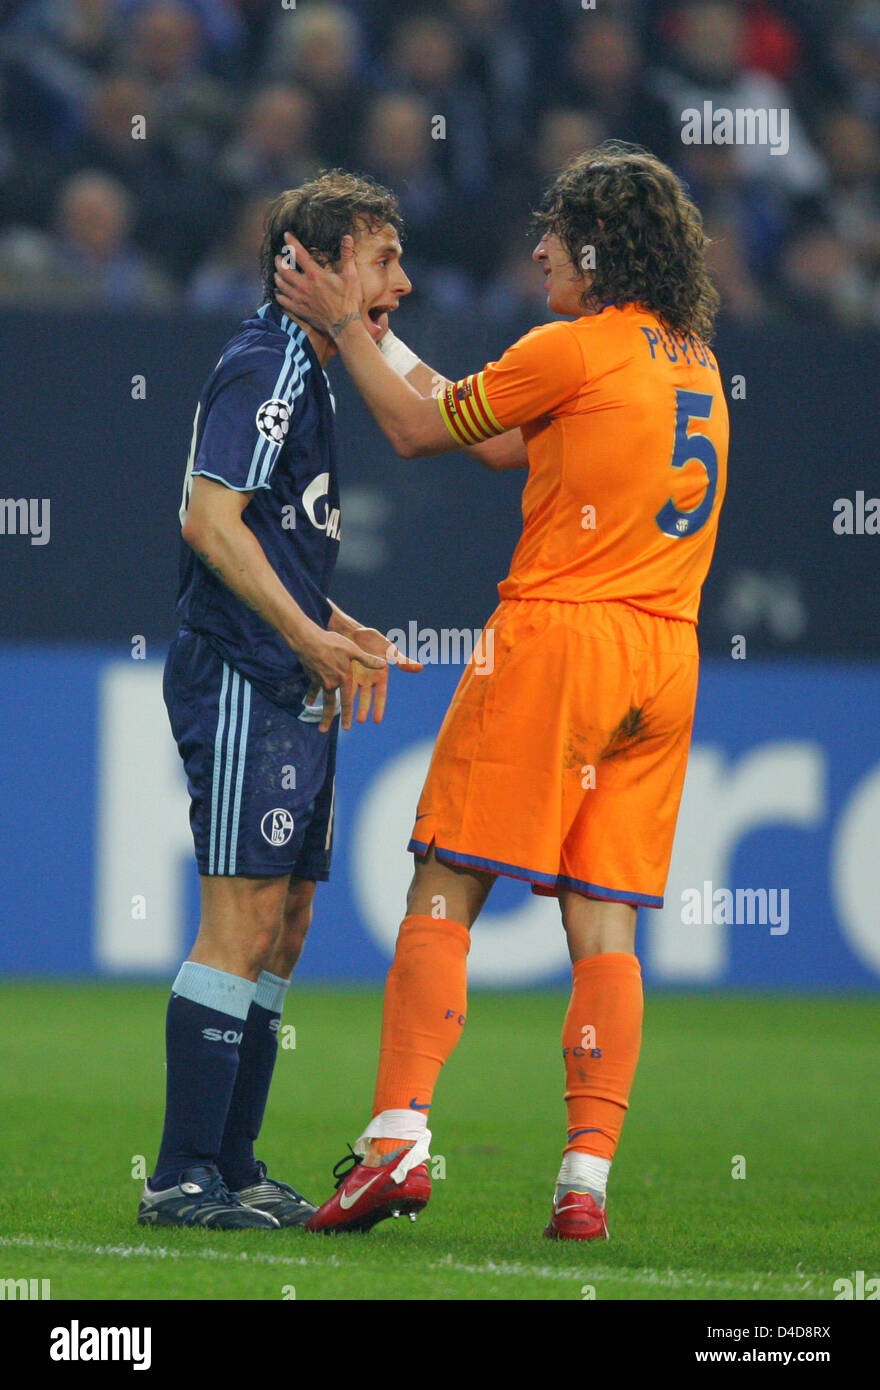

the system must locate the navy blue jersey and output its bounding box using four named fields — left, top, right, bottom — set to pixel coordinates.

left=175, top=303, right=341, bottom=709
